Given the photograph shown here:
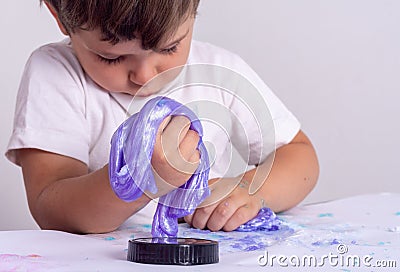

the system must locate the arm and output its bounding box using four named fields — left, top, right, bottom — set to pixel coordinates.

left=18, top=116, right=200, bottom=234
left=184, top=130, right=319, bottom=231
left=18, top=149, right=151, bottom=234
